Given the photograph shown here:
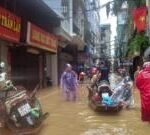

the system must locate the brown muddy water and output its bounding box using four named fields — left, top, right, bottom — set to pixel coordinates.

left=1, top=83, right=150, bottom=135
